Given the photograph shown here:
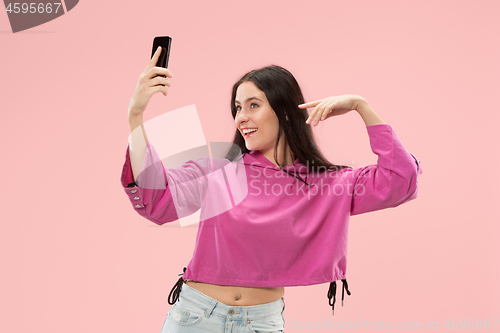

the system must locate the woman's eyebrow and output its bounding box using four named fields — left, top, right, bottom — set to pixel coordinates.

left=235, top=97, right=262, bottom=104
